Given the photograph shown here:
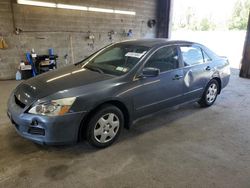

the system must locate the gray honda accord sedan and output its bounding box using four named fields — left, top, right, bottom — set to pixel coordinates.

left=7, top=39, right=230, bottom=148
